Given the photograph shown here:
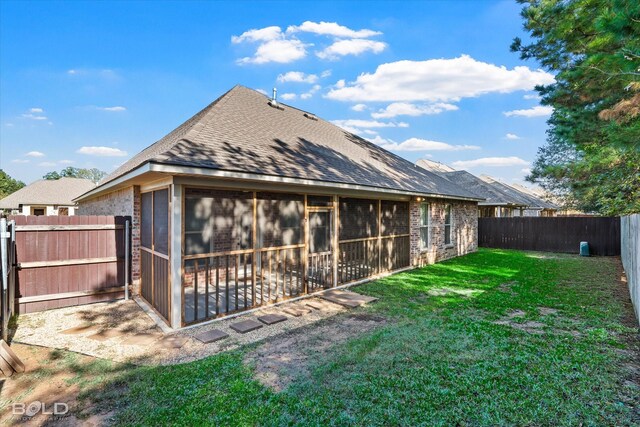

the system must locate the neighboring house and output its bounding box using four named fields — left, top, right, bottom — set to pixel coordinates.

left=479, top=176, right=558, bottom=217
left=416, top=160, right=529, bottom=217
left=75, top=85, right=482, bottom=329
left=0, top=177, right=95, bottom=216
